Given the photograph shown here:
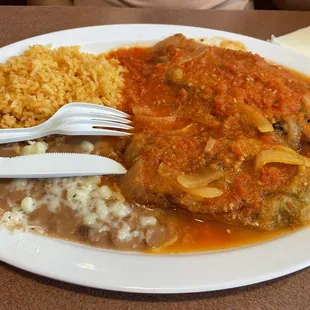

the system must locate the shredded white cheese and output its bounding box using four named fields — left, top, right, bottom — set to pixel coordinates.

left=117, top=222, right=133, bottom=241
left=1, top=175, right=158, bottom=244
left=0, top=209, right=44, bottom=233
left=20, top=197, right=37, bottom=214
left=83, top=212, right=97, bottom=225
left=21, top=141, right=48, bottom=155
left=109, top=202, right=131, bottom=219
left=80, top=141, right=94, bottom=154
left=139, top=216, right=157, bottom=227
left=98, top=185, right=113, bottom=199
